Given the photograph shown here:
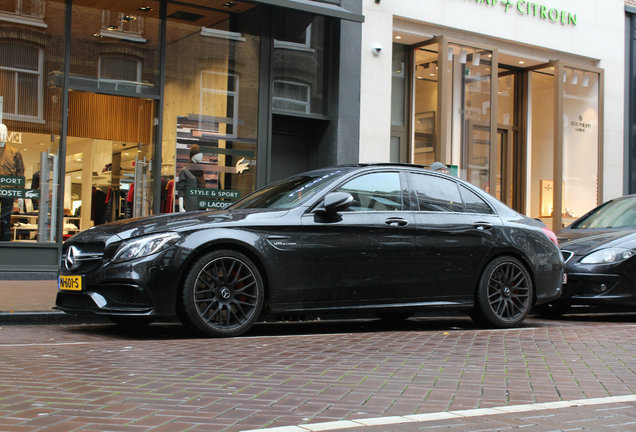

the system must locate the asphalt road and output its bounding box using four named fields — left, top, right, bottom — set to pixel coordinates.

left=1, top=314, right=636, bottom=431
